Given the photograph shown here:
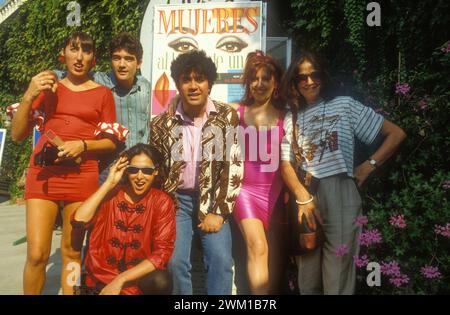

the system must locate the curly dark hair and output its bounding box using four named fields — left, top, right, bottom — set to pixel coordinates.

left=280, top=51, right=336, bottom=112
left=170, top=50, right=217, bottom=89
left=121, top=143, right=167, bottom=189
left=109, top=32, right=143, bottom=62
left=62, top=31, right=96, bottom=55
left=241, top=50, right=285, bottom=110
